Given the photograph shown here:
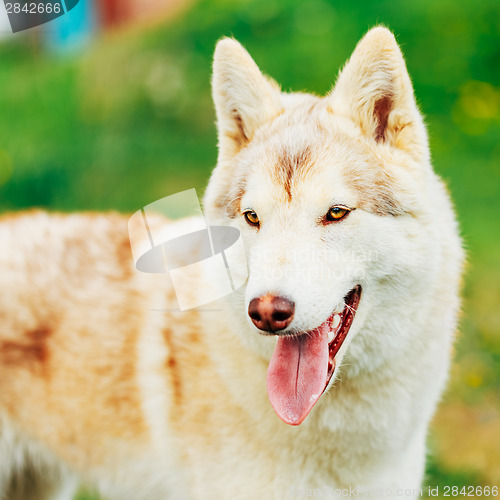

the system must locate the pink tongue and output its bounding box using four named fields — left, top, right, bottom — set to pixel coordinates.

left=267, top=325, right=329, bottom=425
